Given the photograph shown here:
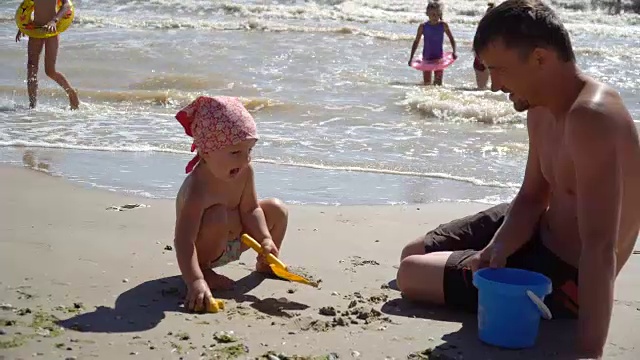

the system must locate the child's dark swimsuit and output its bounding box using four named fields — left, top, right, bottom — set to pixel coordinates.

left=422, top=21, right=445, bottom=61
